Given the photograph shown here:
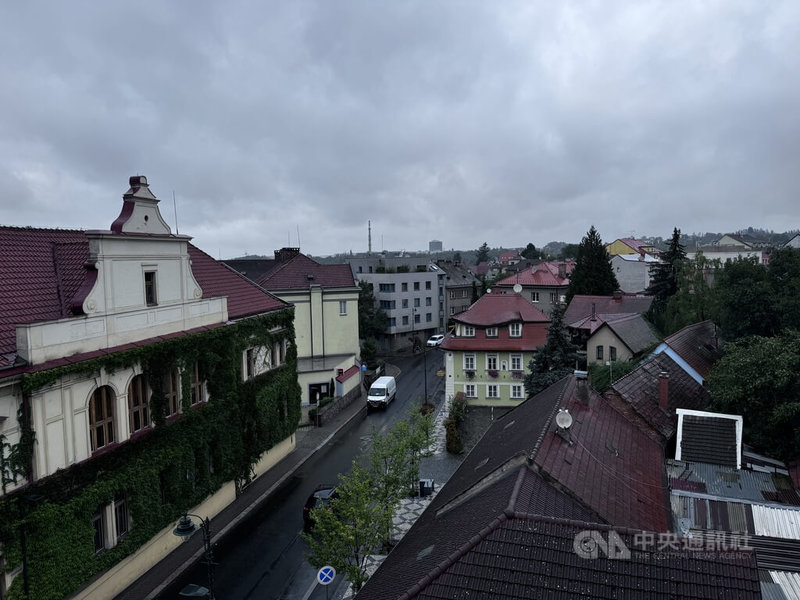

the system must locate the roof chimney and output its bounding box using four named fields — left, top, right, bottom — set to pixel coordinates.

left=575, top=370, right=589, bottom=405
left=558, top=262, right=566, bottom=279
left=658, top=371, right=670, bottom=410
left=590, top=303, right=596, bottom=321
left=274, top=247, right=301, bottom=262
